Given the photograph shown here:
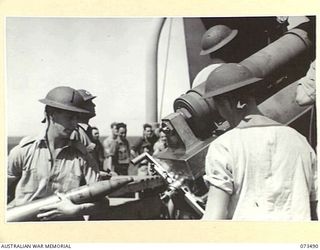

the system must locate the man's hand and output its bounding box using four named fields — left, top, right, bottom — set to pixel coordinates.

left=86, top=143, right=96, bottom=152
left=37, top=193, right=83, bottom=221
